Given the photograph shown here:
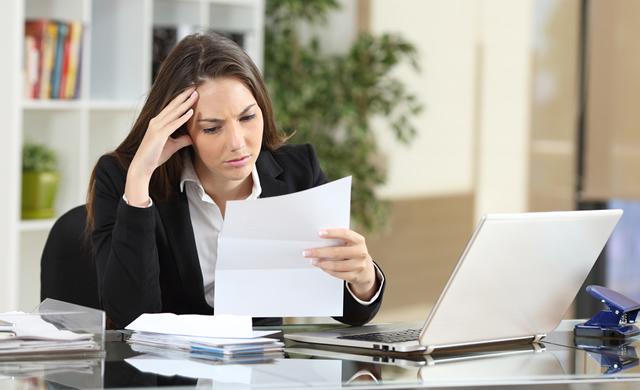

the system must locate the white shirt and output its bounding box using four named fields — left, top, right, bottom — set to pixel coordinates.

left=180, top=158, right=262, bottom=308
left=178, top=158, right=384, bottom=309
